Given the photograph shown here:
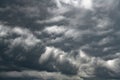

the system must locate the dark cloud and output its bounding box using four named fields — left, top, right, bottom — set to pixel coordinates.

left=0, top=0, right=54, bottom=31
left=0, top=0, right=120, bottom=80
